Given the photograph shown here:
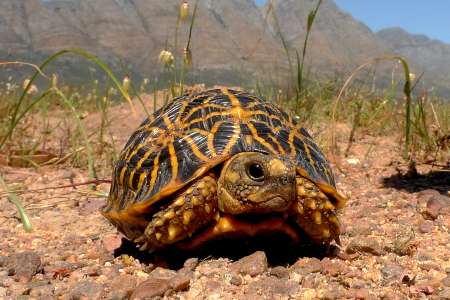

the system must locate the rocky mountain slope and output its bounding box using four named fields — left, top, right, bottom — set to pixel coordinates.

left=1, top=0, right=449, bottom=95
left=377, top=27, right=450, bottom=95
